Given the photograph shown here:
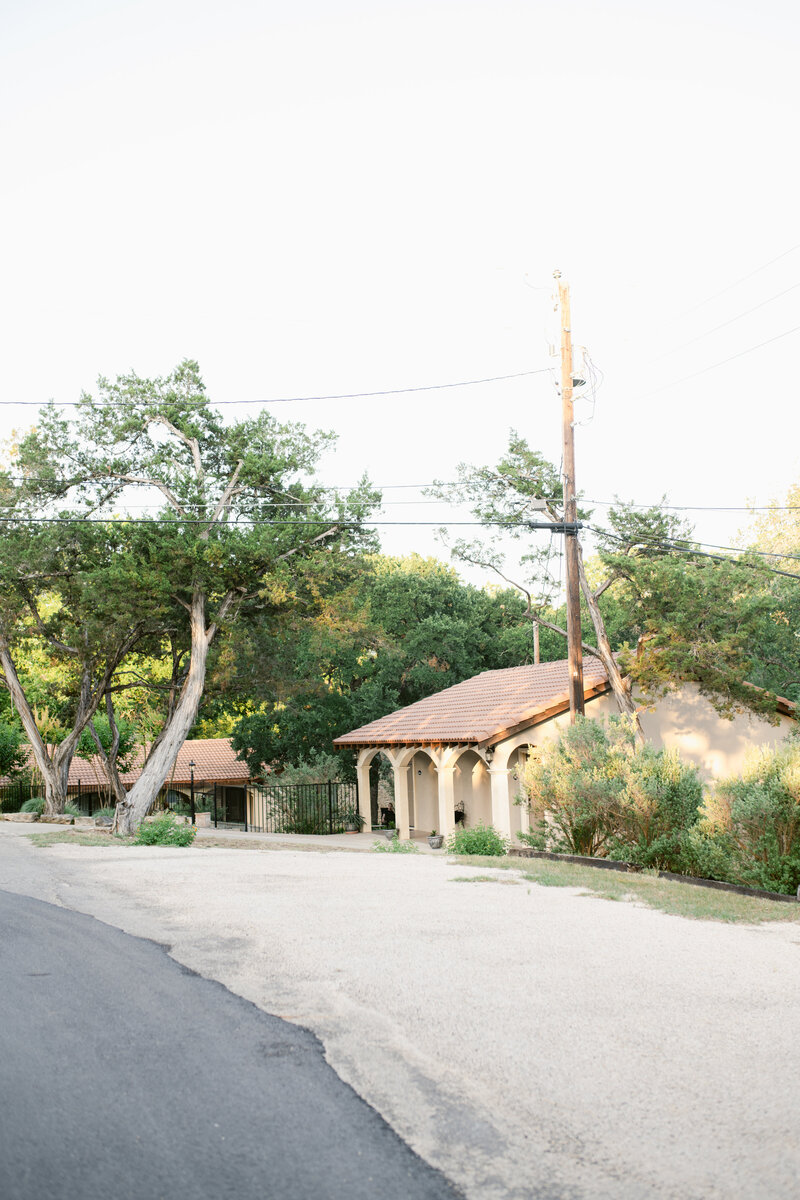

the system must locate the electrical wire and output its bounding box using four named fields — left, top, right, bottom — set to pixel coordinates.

left=679, top=241, right=800, bottom=317
left=0, top=368, right=554, bottom=408
left=654, top=280, right=800, bottom=360
left=636, top=322, right=800, bottom=400
left=591, top=525, right=800, bottom=575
